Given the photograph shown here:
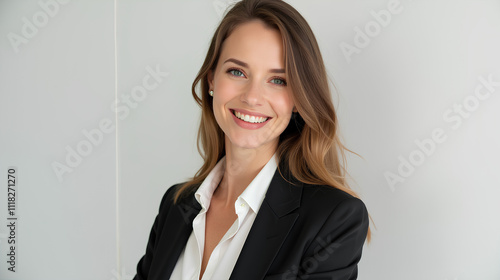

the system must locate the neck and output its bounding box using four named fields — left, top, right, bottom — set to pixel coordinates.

left=214, top=137, right=277, bottom=207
